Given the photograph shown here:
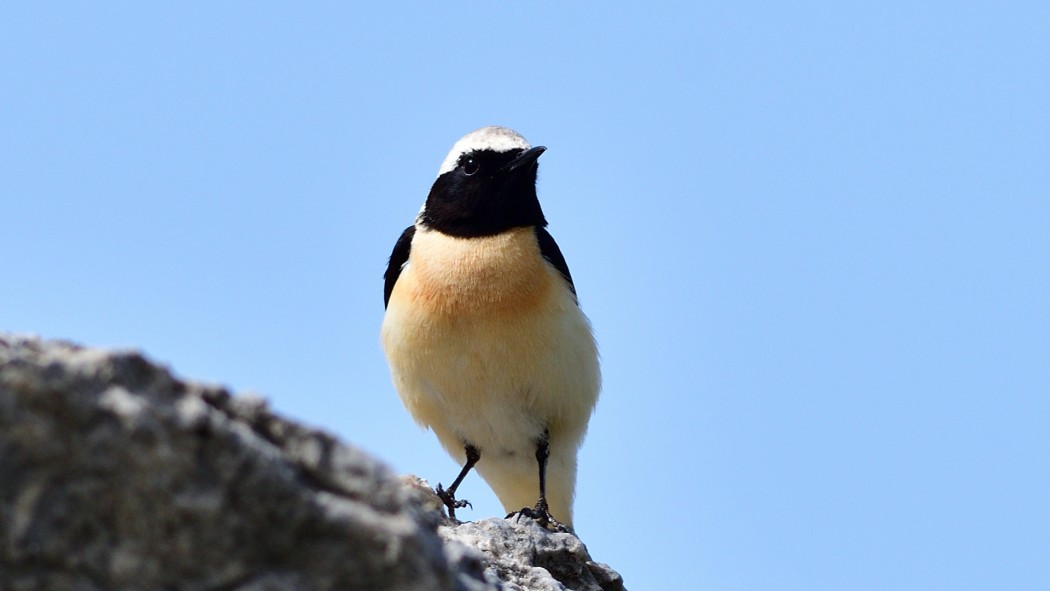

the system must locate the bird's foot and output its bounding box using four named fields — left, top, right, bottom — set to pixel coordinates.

left=435, top=483, right=472, bottom=521
left=507, top=498, right=569, bottom=532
